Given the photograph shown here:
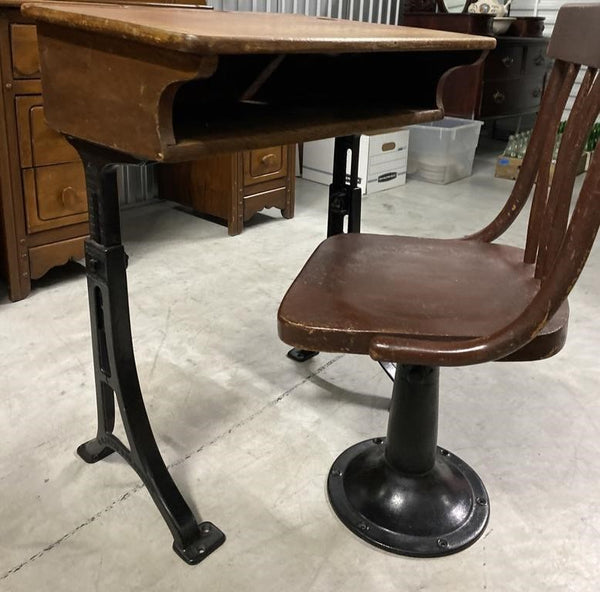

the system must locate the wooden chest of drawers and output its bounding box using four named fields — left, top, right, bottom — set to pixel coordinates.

left=0, top=2, right=296, bottom=300
left=409, top=13, right=551, bottom=134
left=157, top=145, right=295, bottom=236
left=0, top=7, right=89, bottom=300
left=479, top=37, right=550, bottom=122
